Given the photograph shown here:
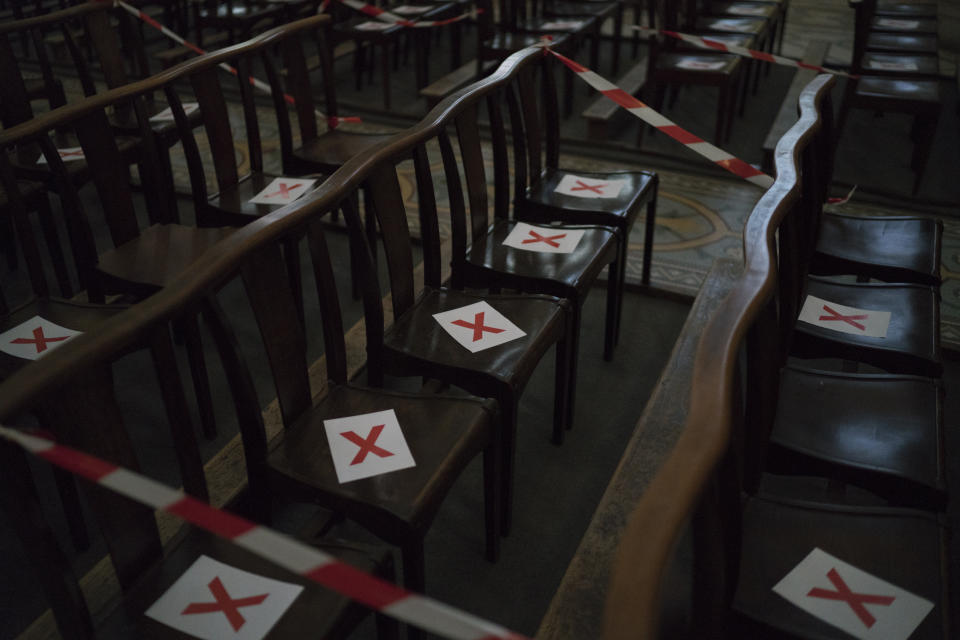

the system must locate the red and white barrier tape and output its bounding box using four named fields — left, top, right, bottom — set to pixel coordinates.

left=542, top=46, right=774, bottom=189
left=827, top=185, right=857, bottom=205
left=115, top=0, right=360, bottom=128
left=0, top=424, right=527, bottom=640
left=632, top=26, right=859, bottom=79
left=323, top=0, right=480, bottom=28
